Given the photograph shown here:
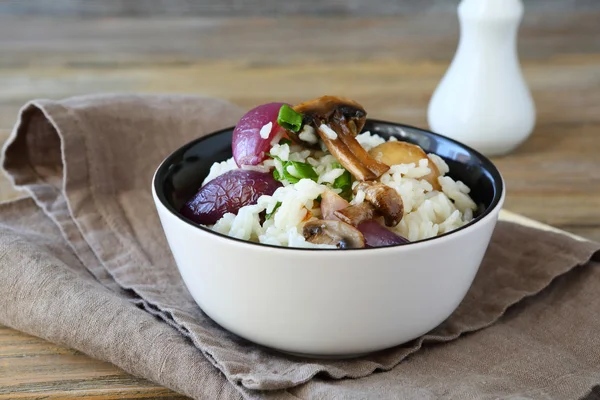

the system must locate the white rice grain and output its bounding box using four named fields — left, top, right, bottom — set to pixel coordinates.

left=259, top=122, right=273, bottom=139
left=299, top=125, right=318, bottom=144
left=319, top=124, right=338, bottom=140
left=286, top=164, right=299, bottom=178
left=270, top=143, right=290, bottom=162
left=351, top=189, right=366, bottom=205
left=289, top=149, right=312, bottom=163
left=318, top=168, right=345, bottom=184
left=428, top=153, right=450, bottom=175
left=356, top=131, right=386, bottom=150
left=241, top=164, right=271, bottom=173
